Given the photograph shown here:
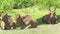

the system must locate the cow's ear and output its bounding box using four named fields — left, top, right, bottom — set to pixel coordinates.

left=6, top=13, right=8, bottom=16
left=49, top=8, right=51, bottom=11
